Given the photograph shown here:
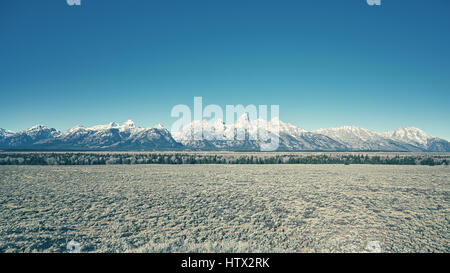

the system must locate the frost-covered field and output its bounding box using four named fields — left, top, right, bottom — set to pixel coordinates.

left=0, top=164, right=449, bottom=253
